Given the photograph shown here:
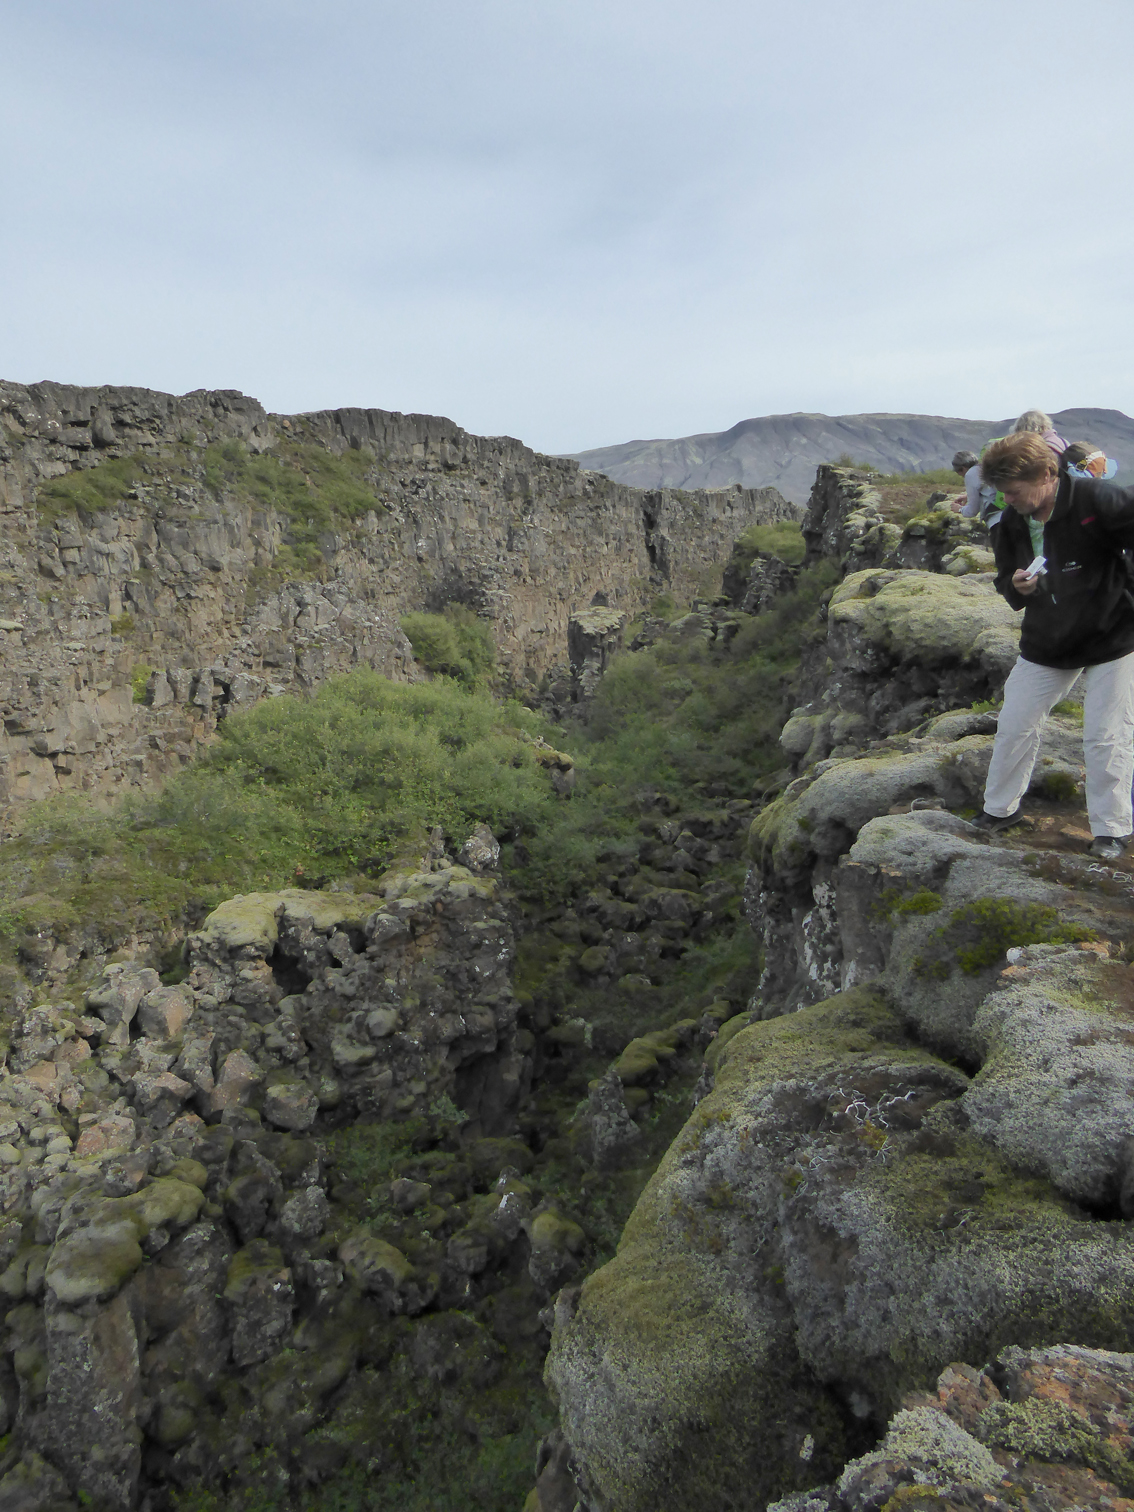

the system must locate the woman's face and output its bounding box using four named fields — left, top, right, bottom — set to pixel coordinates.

left=1001, top=473, right=1058, bottom=514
